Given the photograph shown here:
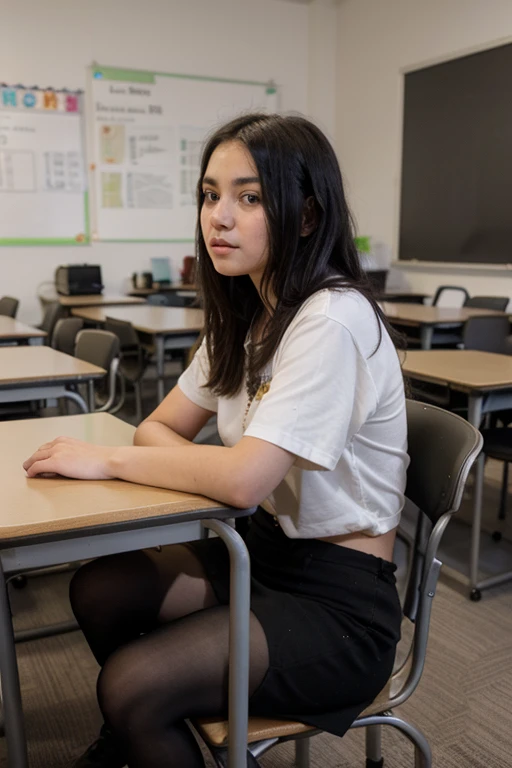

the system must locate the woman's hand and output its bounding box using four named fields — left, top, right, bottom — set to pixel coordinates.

left=23, top=436, right=118, bottom=480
